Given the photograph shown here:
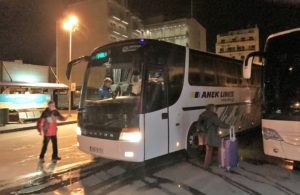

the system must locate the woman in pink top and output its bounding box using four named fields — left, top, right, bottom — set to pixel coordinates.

left=38, top=100, right=67, bottom=162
